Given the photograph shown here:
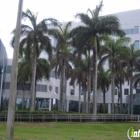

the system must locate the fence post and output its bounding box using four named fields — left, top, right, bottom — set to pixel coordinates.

left=55, top=114, right=57, bottom=122
left=138, top=115, right=140, bottom=122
